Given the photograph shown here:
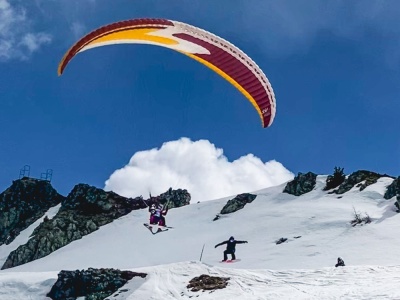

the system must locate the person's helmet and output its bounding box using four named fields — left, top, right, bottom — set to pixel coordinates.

left=229, top=236, right=234, bottom=241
